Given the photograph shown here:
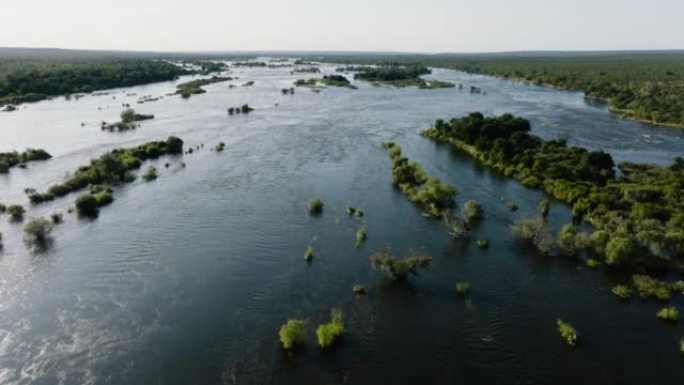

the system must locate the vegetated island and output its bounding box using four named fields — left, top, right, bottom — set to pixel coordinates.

left=232, top=61, right=267, bottom=68
left=0, top=59, right=189, bottom=108
left=0, top=148, right=51, bottom=173
left=24, top=137, right=183, bottom=217
left=354, top=65, right=454, bottom=89
left=422, top=112, right=684, bottom=275
left=175, top=76, right=233, bottom=98
left=294, top=75, right=357, bottom=91
left=101, top=108, right=154, bottom=132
